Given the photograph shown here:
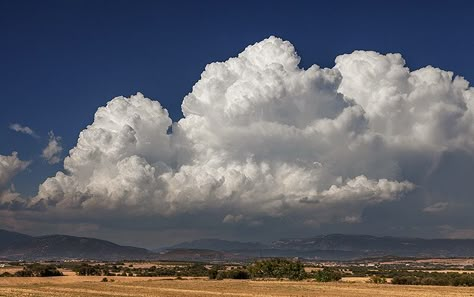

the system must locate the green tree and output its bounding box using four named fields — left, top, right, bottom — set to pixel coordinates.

left=313, top=268, right=342, bottom=282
